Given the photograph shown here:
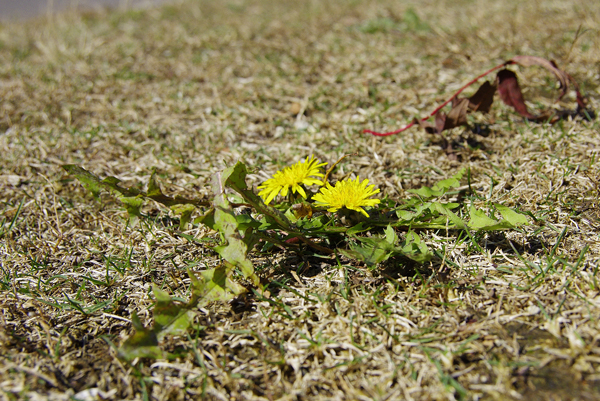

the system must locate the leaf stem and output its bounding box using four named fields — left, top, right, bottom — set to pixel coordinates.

left=363, top=62, right=508, bottom=137
left=288, top=233, right=335, bottom=254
